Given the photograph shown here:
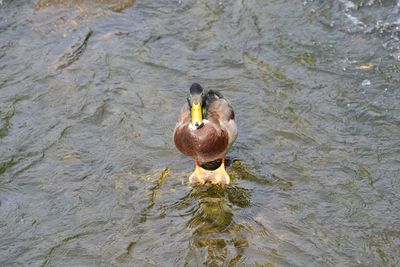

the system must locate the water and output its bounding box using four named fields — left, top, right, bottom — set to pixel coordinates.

left=1, top=0, right=399, bottom=266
